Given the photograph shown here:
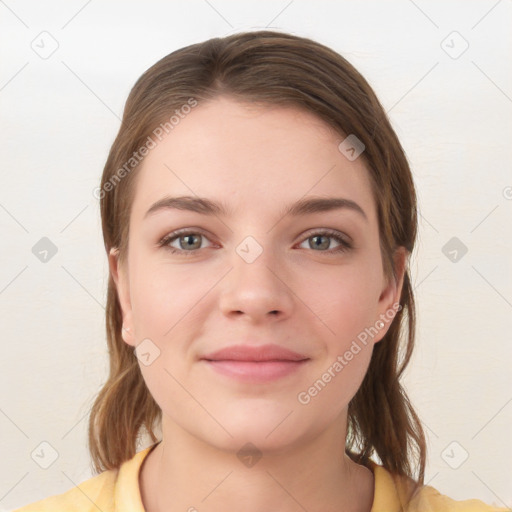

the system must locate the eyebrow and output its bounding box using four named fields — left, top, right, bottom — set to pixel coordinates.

left=144, top=195, right=368, bottom=222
